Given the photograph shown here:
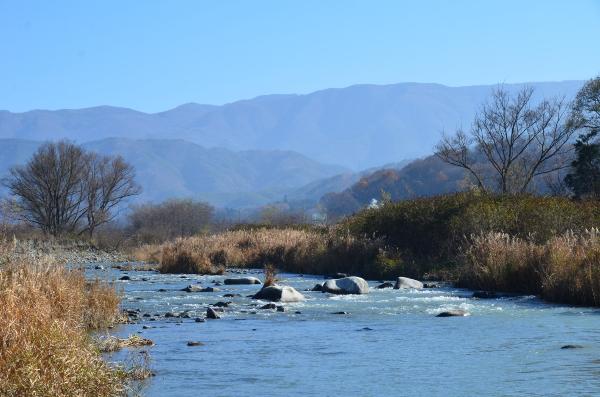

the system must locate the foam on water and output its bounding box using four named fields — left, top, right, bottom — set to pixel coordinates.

left=89, top=265, right=600, bottom=397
